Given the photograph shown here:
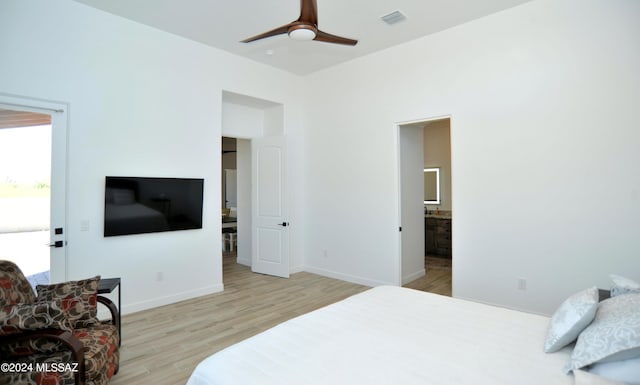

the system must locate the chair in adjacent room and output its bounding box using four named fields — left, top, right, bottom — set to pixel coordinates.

left=222, top=228, right=237, bottom=252
left=221, top=208, right=237, bottom=252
